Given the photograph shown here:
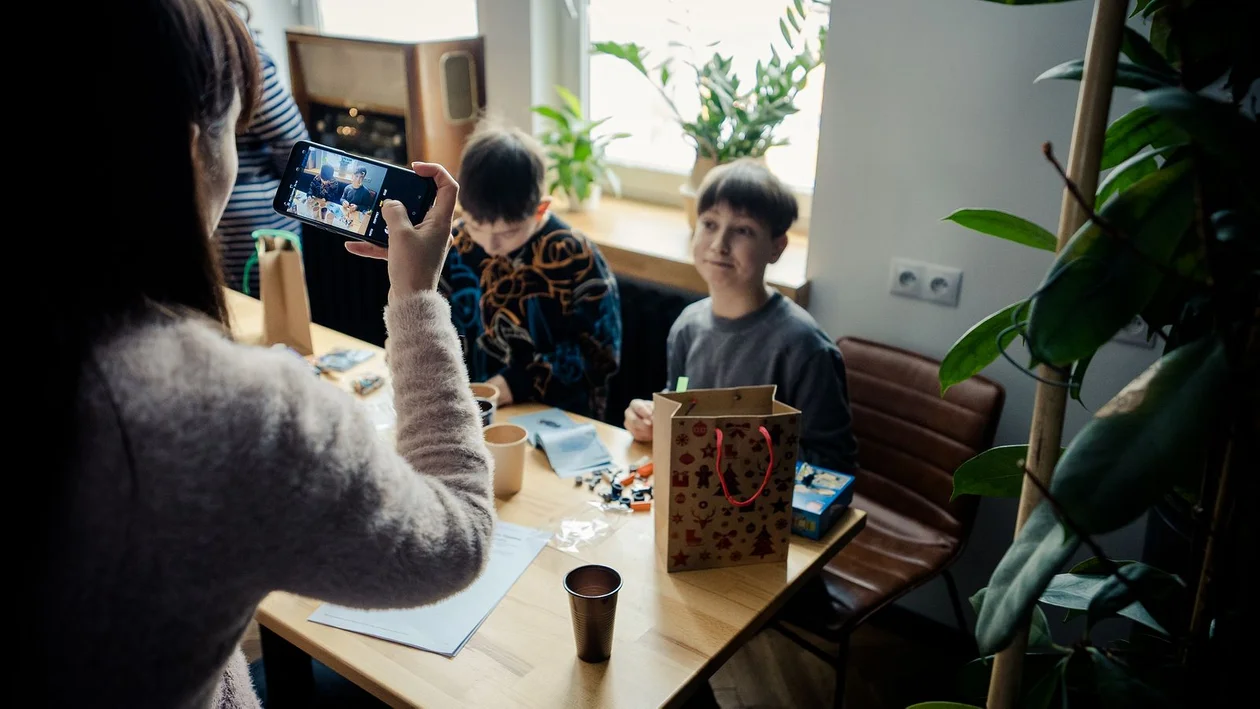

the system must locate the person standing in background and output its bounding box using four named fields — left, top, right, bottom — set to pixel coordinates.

left=219, top=1, right=309, bottom=295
